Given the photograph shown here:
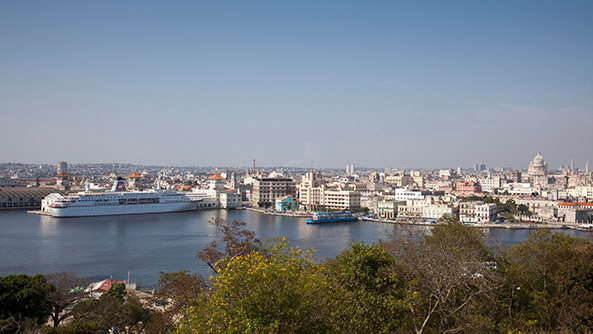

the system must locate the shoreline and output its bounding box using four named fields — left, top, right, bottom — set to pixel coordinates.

left=363, top=217, right=591, bottom=231
left=26, top=207, right=593, bottom=232
left=246, top=207, right=312, bottom=218
left=244, top=208, right=591, bottom=231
